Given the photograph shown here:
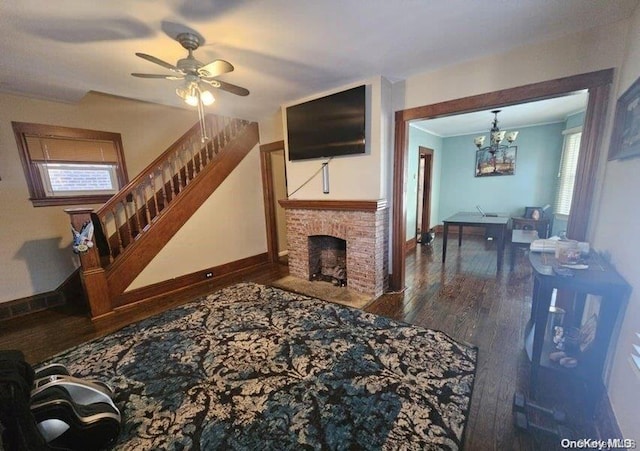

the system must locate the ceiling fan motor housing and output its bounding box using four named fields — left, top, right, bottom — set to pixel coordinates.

left=177, top=33, right=202, bottom=51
